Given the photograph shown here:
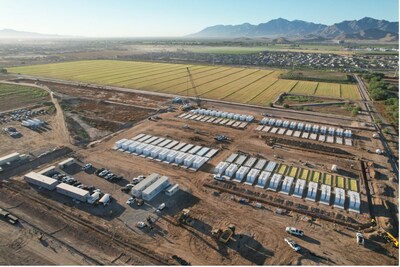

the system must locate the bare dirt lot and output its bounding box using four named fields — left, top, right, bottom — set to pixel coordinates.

left=0, top=80, right=398, bottom=265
